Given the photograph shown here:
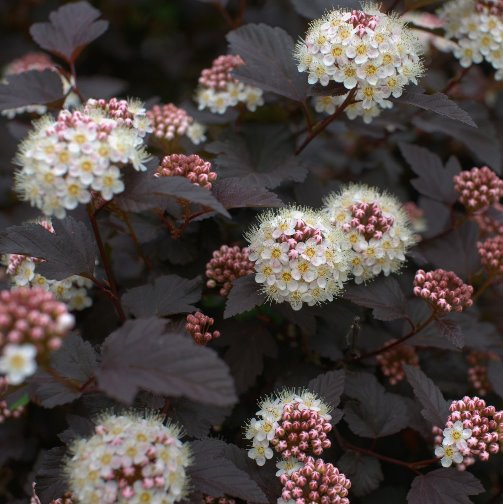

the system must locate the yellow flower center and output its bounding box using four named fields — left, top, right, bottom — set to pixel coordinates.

left=282, top=271, right=293, bottom=282
left=68, top=184, right=80, bottom=196
left=10, top=355, right=26, bottom=370
left=74, top=133, right=87, bottom=144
